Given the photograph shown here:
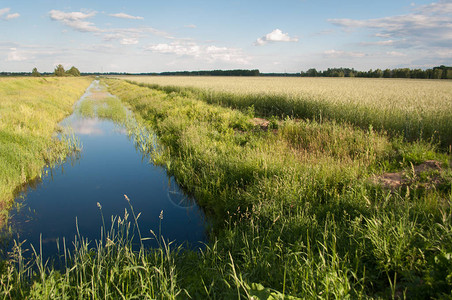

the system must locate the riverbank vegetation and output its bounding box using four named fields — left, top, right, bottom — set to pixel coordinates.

left=105, top=78, right=449, bottom=298
left=0, top=77, right=450, bottom=298
left=0, top=77, right=92, bottom=218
